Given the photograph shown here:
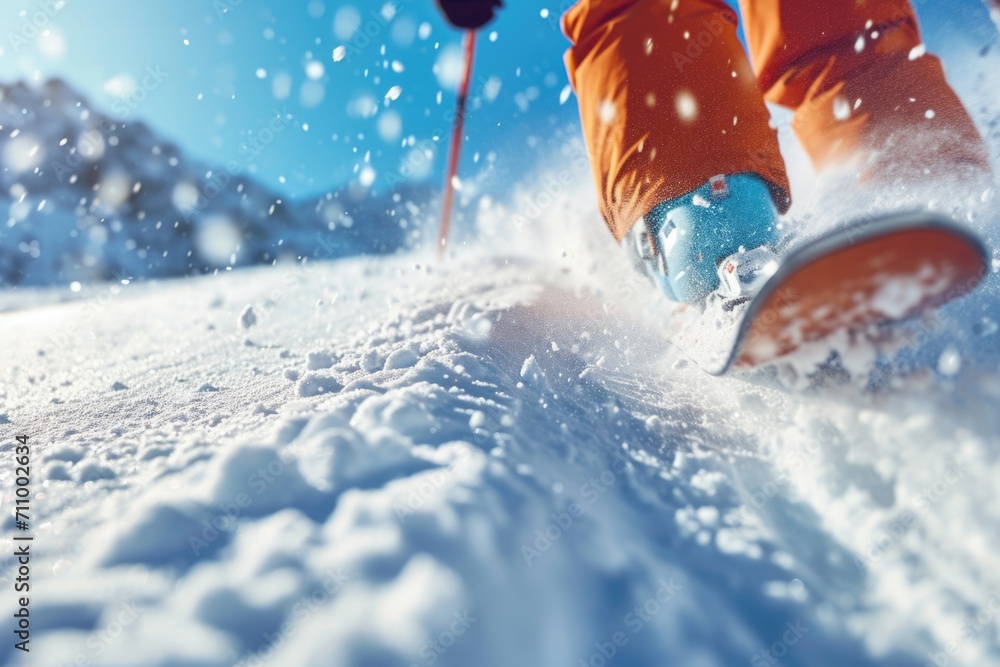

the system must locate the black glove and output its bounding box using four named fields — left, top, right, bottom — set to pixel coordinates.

left=434, top=0, right=503, bottom=29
